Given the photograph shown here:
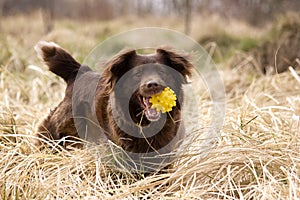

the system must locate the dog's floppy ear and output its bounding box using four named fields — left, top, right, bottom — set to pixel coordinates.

left=35, top=41, right=82, bottom=83
left=103, top=49, right=137, bottom=87
left=156, top=47, right=193, bottom=80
